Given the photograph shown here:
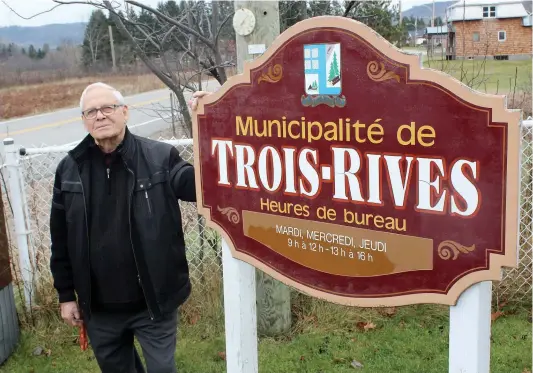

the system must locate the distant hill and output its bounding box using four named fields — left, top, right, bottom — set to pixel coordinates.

left=402, top=1, right=456, bottom=20
left=0, top=22, right=86, bottom=48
